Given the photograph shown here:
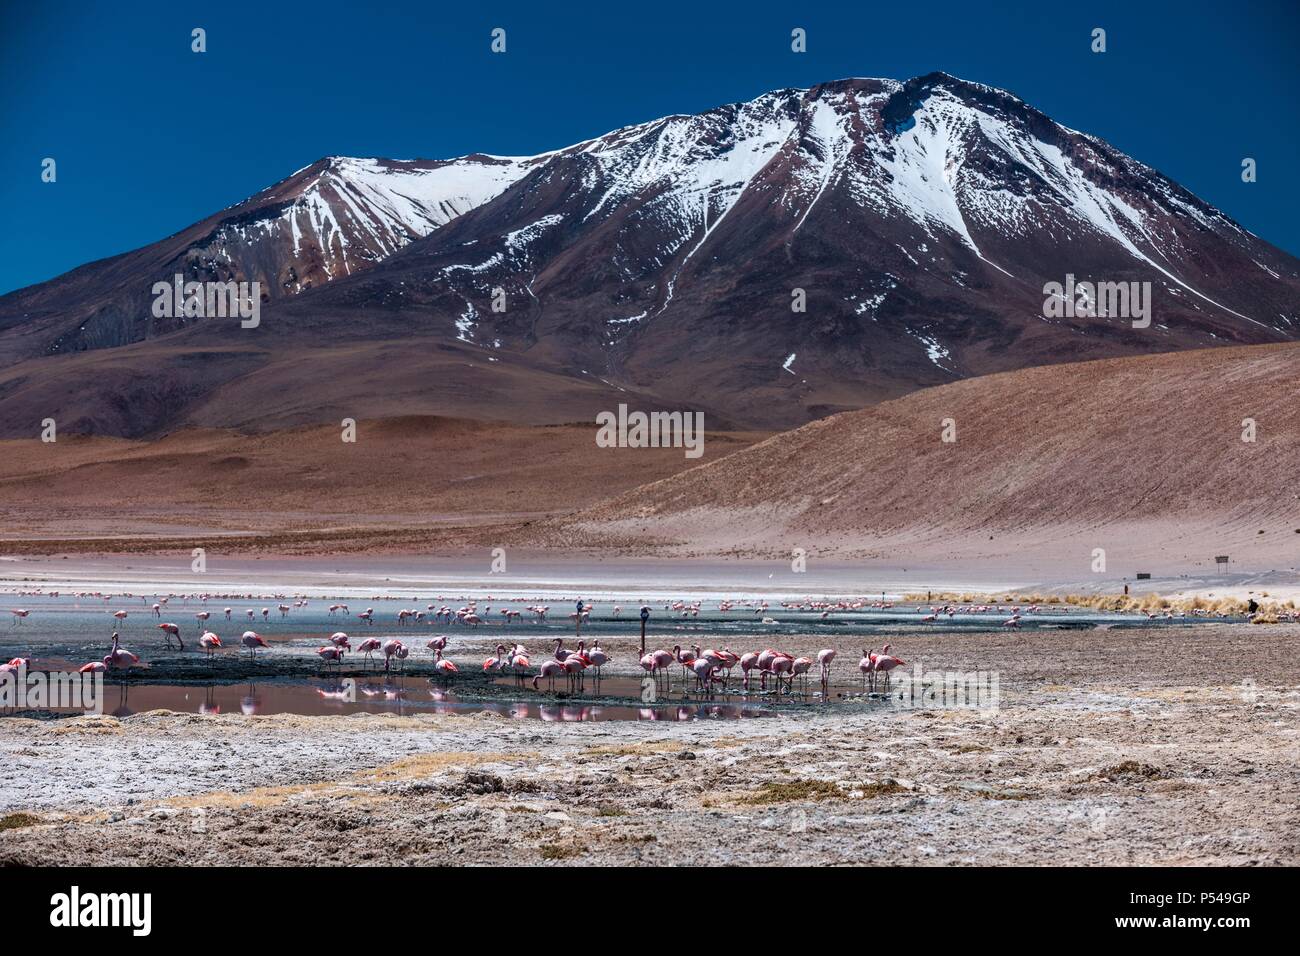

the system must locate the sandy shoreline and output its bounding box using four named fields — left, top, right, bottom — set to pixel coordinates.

left=3, top=623, right=1297, bottom=866
left=4, top=552, right=1298, bottom=604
